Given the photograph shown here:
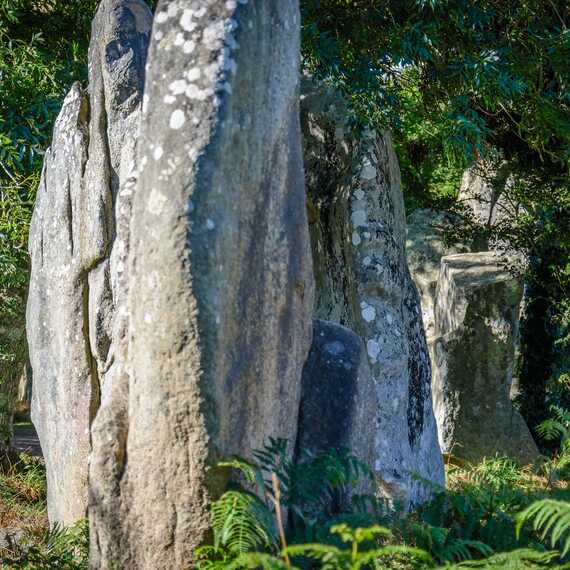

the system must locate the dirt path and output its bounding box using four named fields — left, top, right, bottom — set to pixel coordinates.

left=12, top=423, right=42, bottom=457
